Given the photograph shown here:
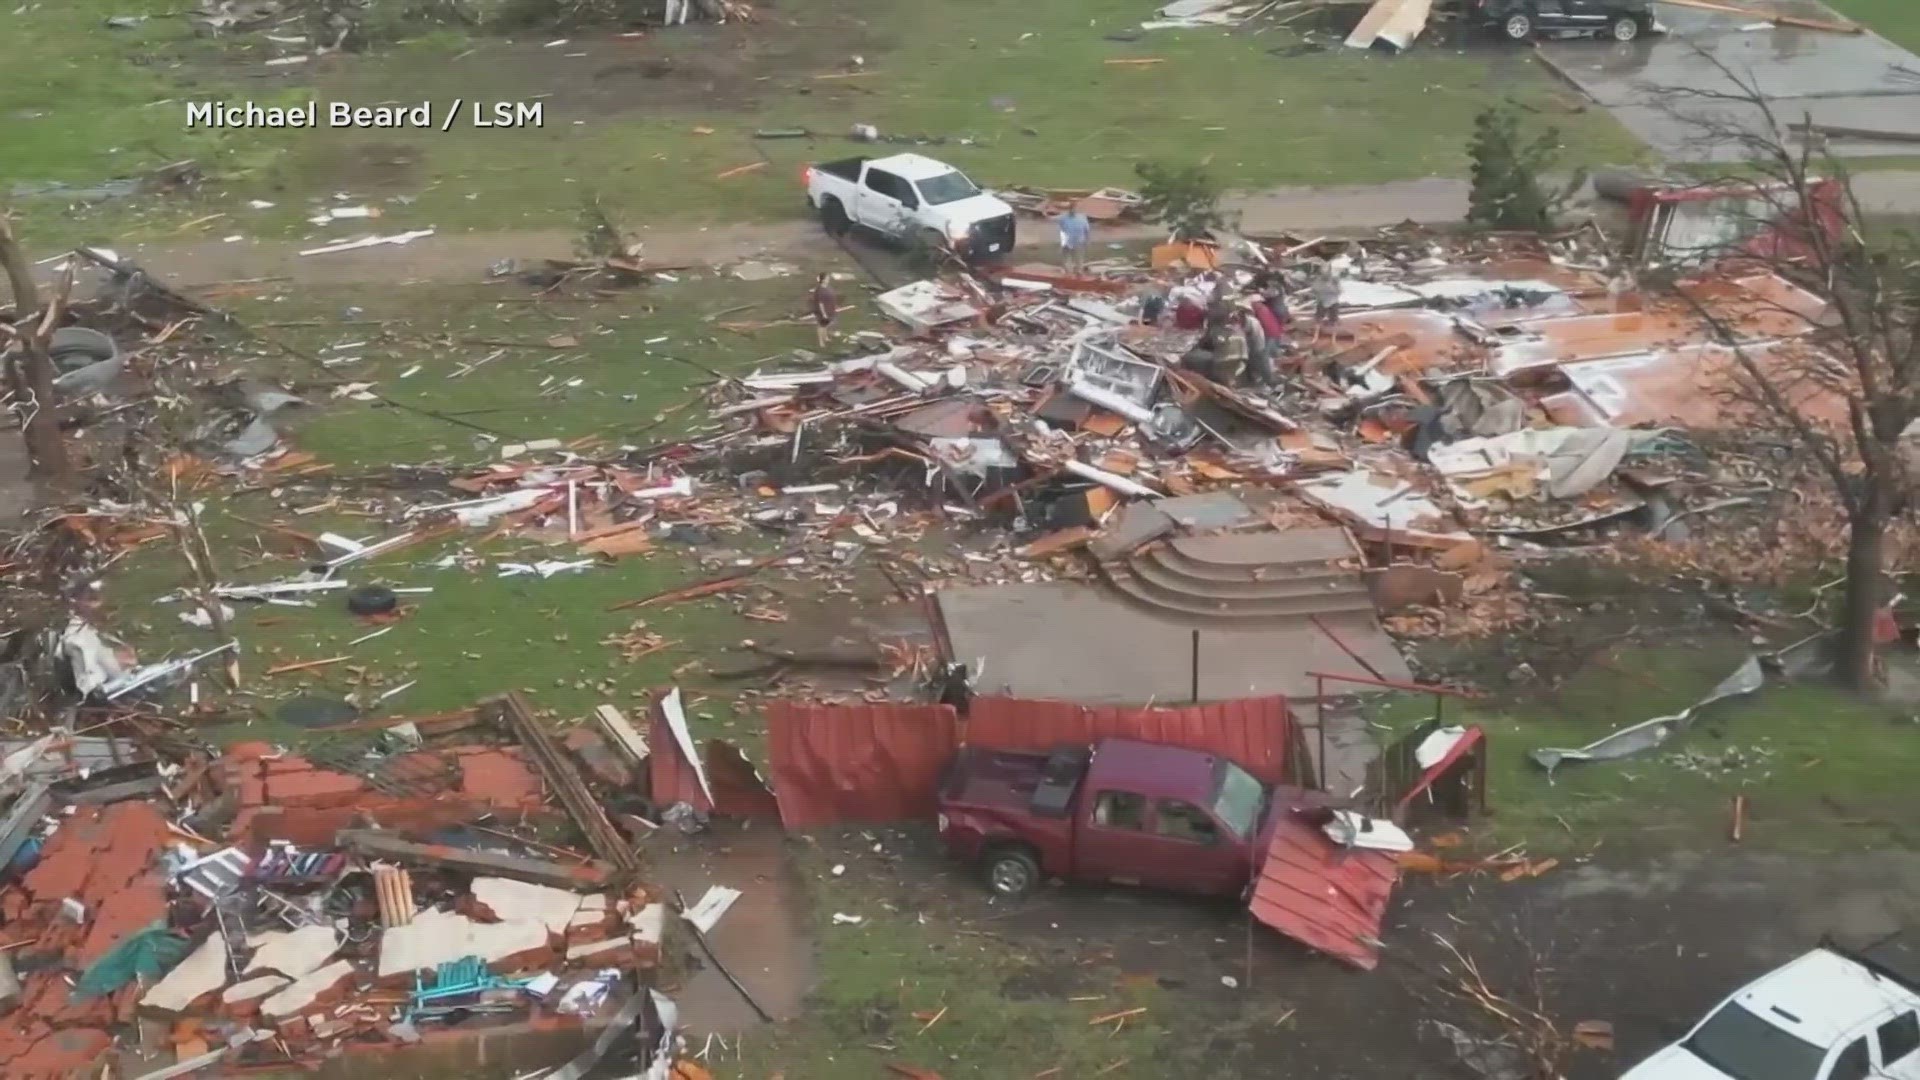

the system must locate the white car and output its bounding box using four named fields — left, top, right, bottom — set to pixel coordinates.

left=803, top=153, right=1016, bottom=262
left=1623, top=942, right=1920, bottom=1080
